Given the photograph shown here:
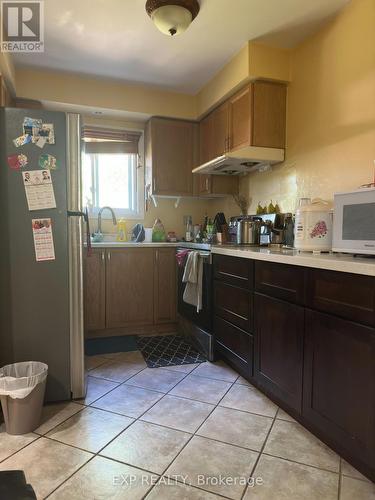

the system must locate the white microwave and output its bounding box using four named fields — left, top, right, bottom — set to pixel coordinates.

left=333, top=188, right=375, bottom=254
